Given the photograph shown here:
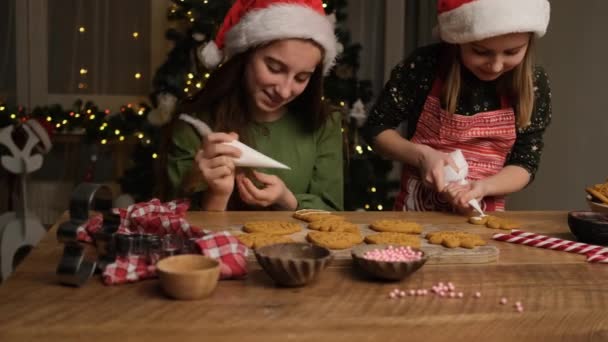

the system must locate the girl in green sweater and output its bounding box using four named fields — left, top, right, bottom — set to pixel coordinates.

left=166, top=0, right=343, bottom=211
